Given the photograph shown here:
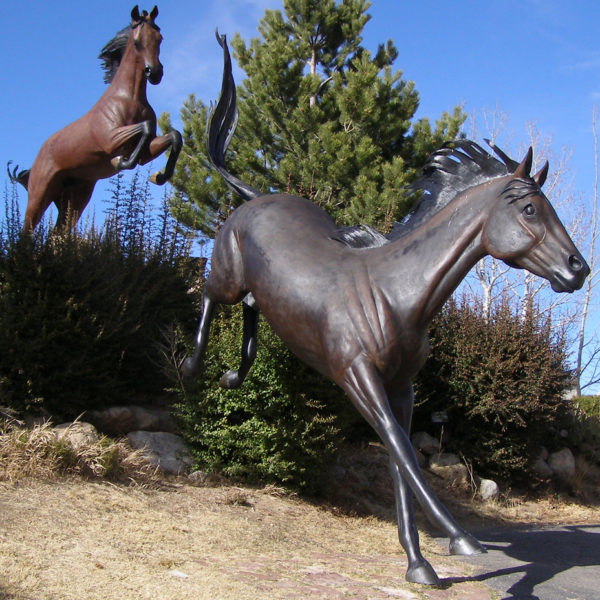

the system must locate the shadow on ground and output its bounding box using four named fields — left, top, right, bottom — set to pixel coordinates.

left=441, top=524, right=600, bottom=600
